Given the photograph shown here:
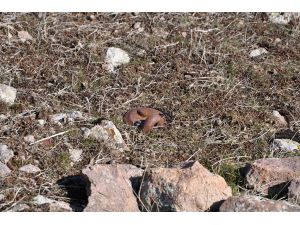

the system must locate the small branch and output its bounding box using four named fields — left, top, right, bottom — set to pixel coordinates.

left=29, top=130, right=72, bottom=146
